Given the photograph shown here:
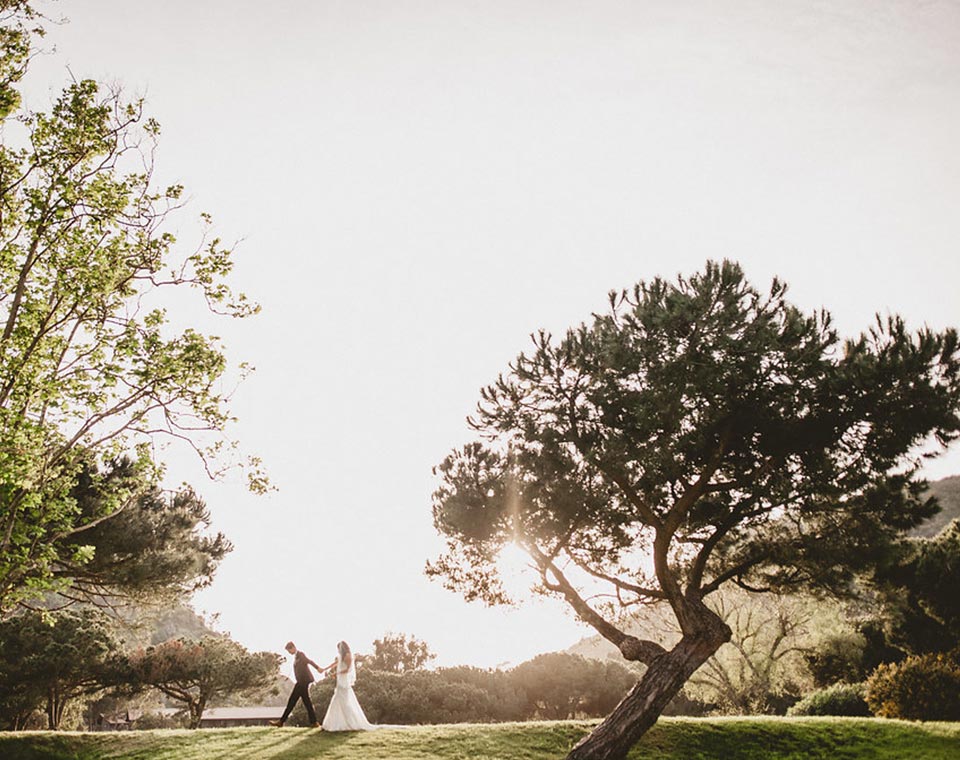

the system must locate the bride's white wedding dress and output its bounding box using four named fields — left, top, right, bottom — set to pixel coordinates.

left=322, top=654, right=374, bottom=731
